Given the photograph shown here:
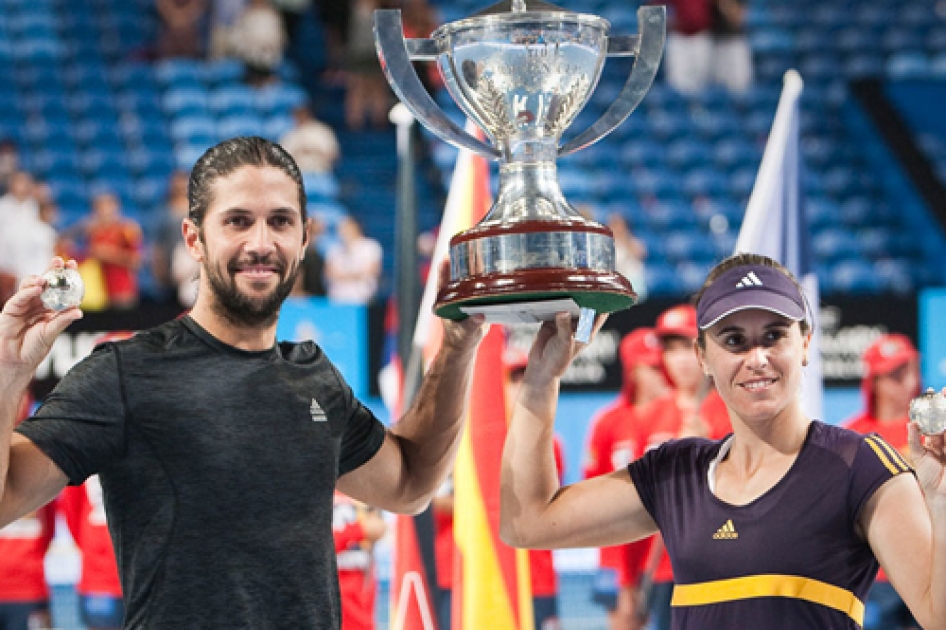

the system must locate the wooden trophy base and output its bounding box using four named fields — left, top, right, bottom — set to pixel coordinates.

left=434, top=268, right=637, bottom=322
